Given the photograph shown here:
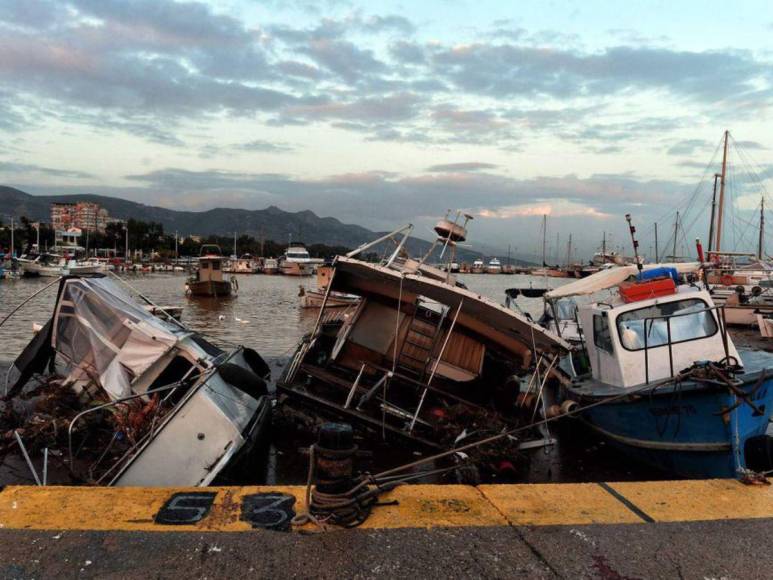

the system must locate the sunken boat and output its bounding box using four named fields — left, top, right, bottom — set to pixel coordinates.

left=277, top=214, right=570, bottom=462
left=2, top=274, right=271, bottom=486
